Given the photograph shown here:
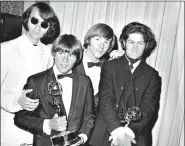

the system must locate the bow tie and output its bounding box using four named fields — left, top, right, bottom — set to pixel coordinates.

left=57, top=73, right=74, bottom=79
left=87, top=61, right=103, bottom=68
